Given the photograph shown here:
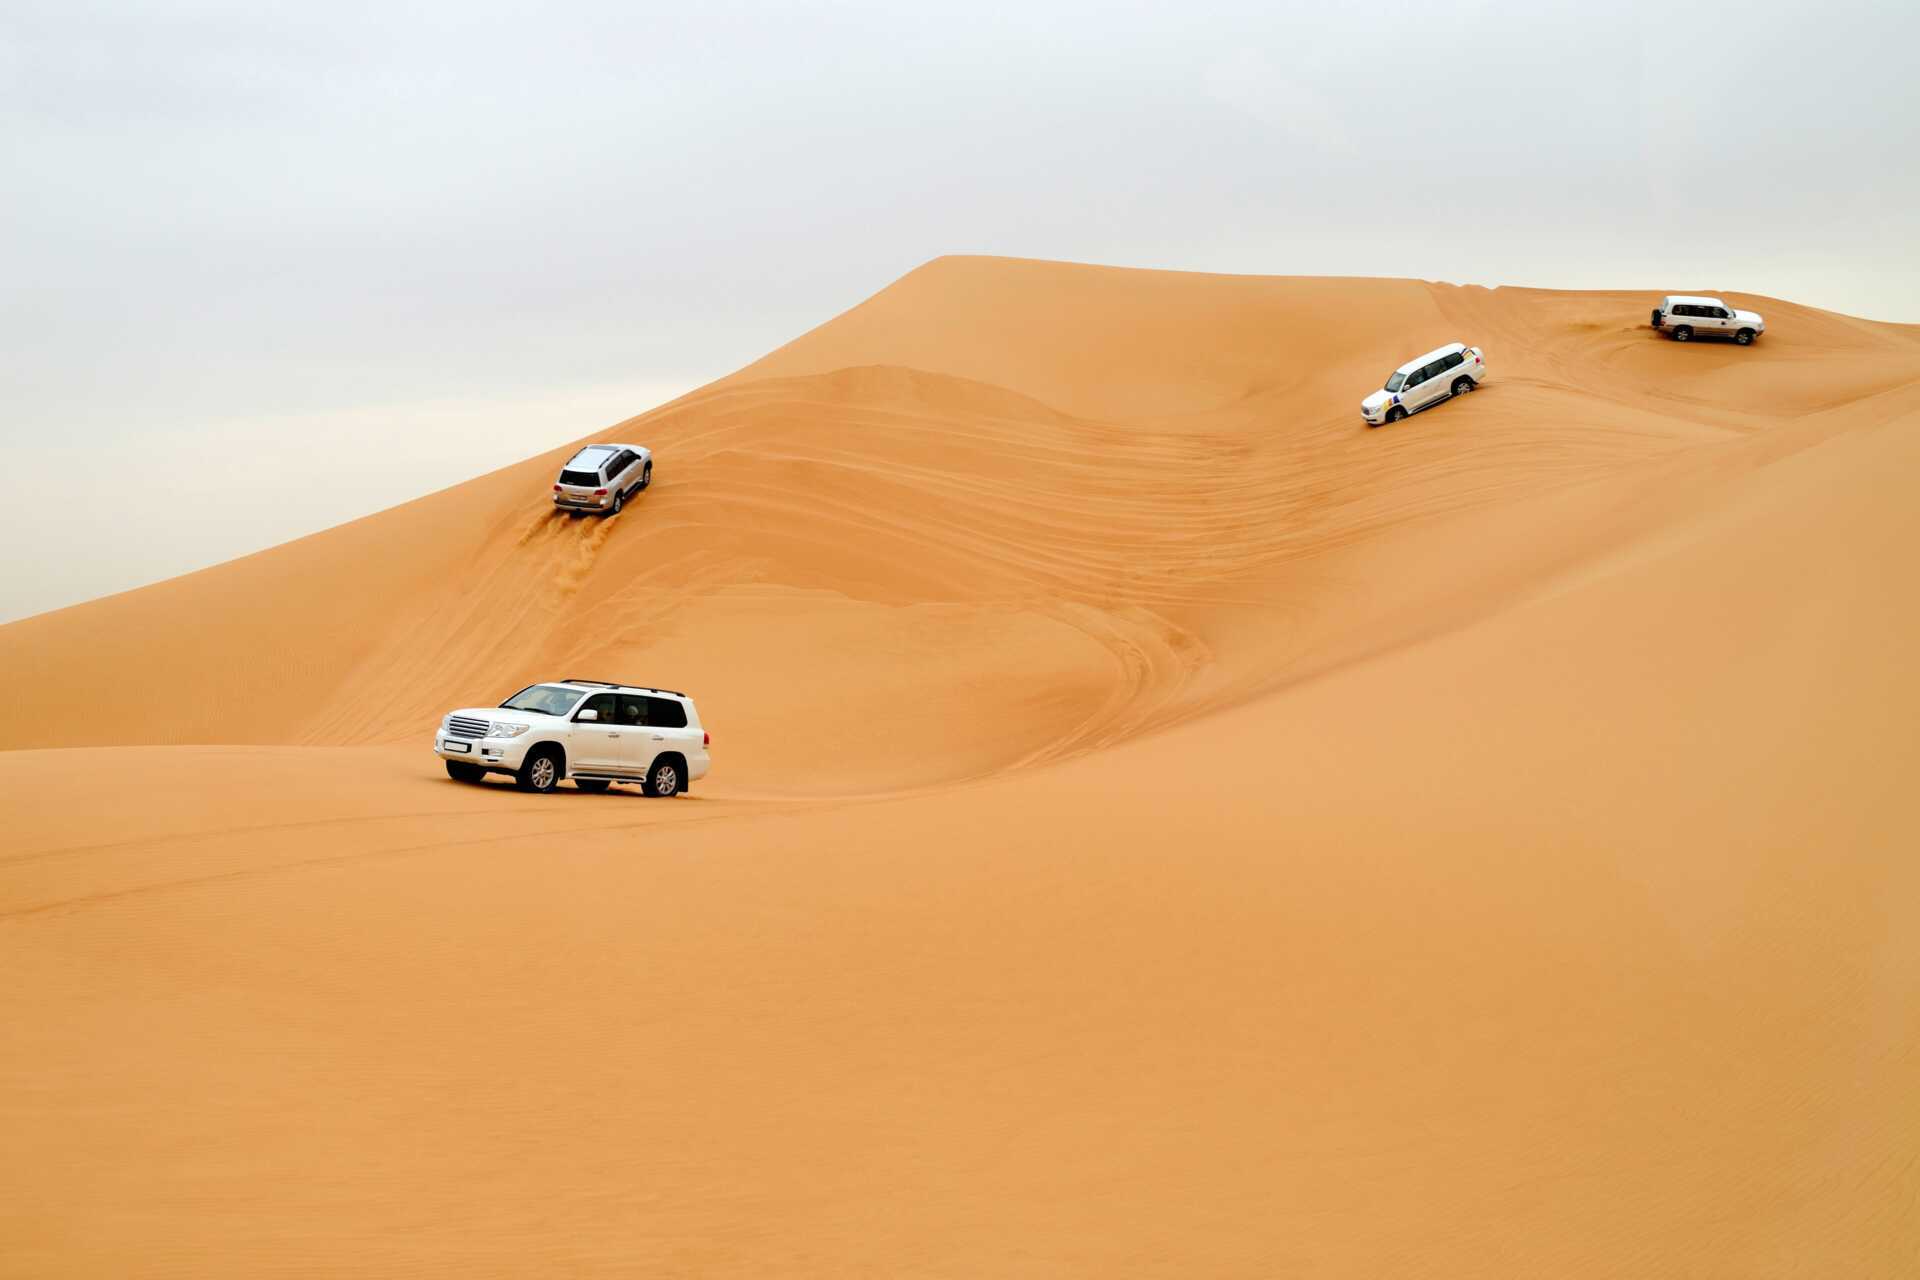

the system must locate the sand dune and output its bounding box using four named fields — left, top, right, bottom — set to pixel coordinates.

left=3, top=257, right=1917, bottom=1275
